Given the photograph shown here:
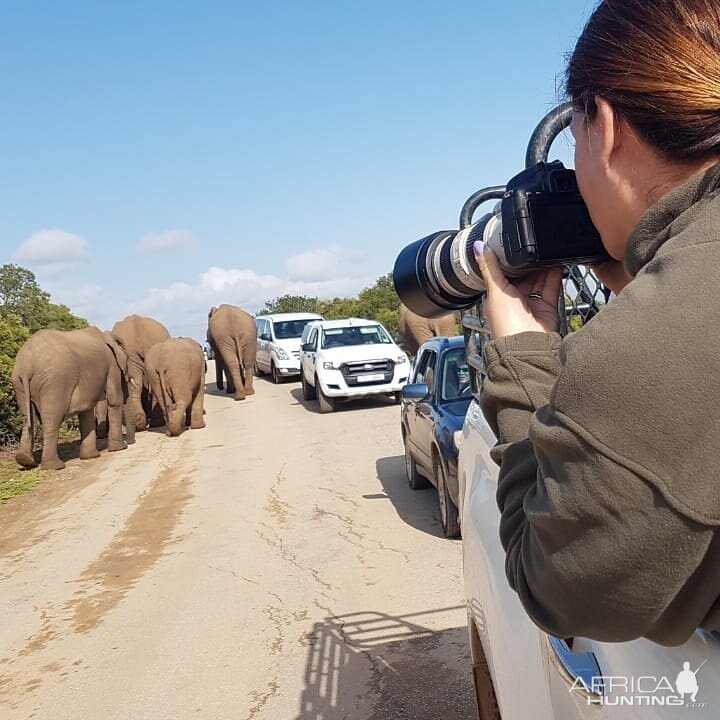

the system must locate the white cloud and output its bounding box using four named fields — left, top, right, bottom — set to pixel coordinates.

left=14, top=229, right=90, bottom=269
left=285, top=245, right=366, bottom=282
left=137, top=229, right=195, bottom=254
left=125, top=246, right=374, bottom=339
